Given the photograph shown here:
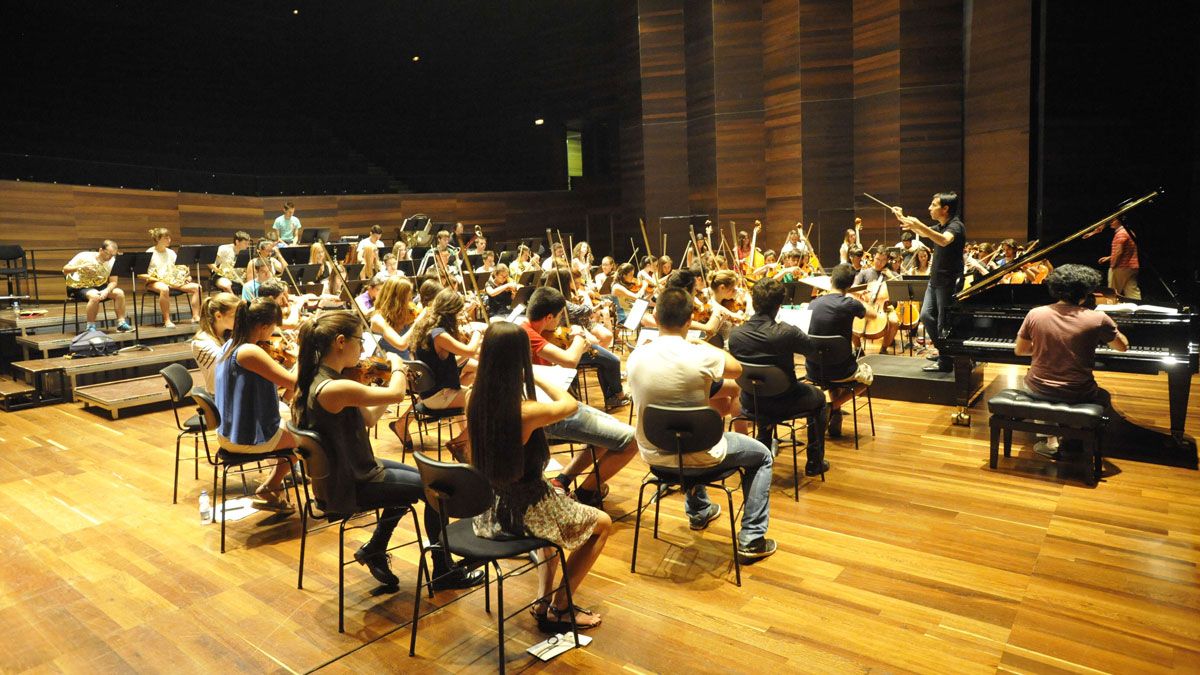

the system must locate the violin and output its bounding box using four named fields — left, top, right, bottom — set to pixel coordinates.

left=719, top=297, right=746, bottom=314
left=258, top=334, right=297, bottom=369
left=344, top=354, right=392, bottom=386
